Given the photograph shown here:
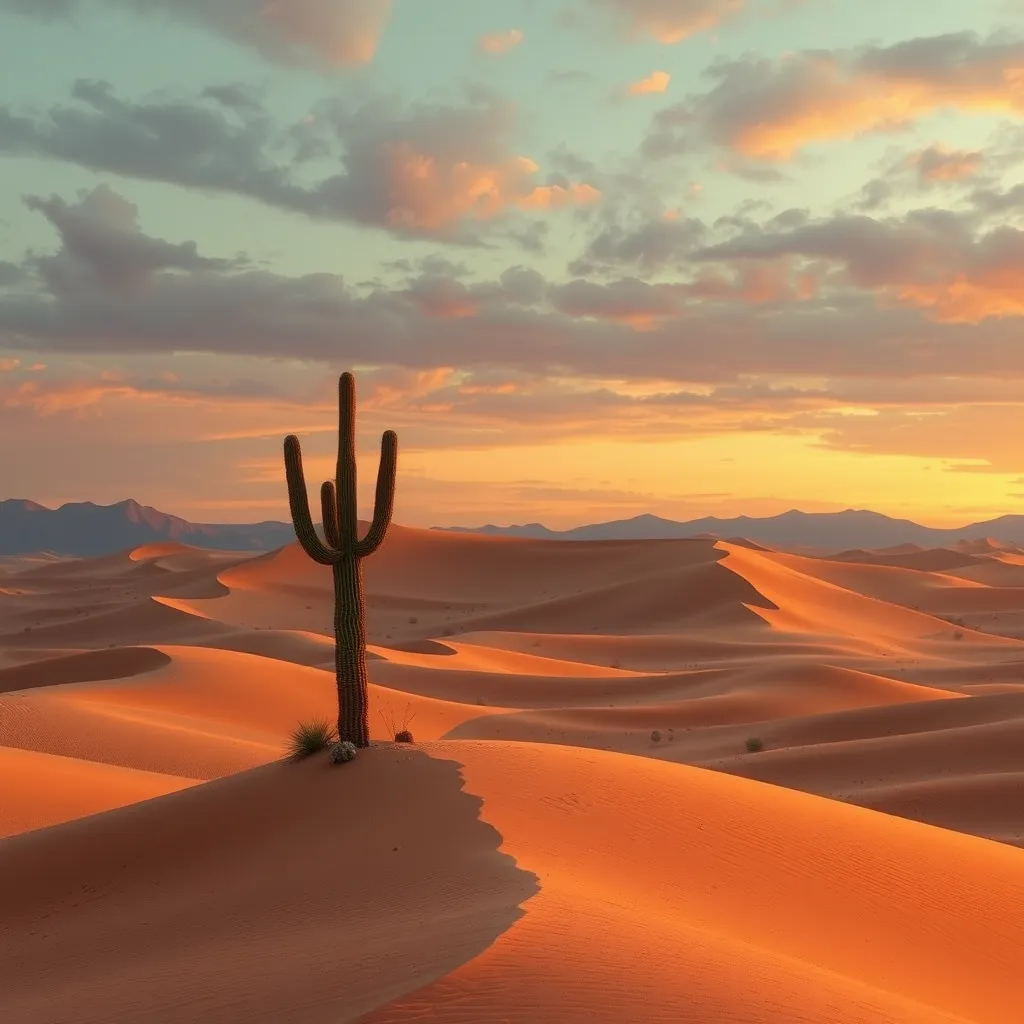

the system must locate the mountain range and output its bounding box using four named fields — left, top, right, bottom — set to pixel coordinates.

left=4, top=498, right=1024, bottom=557
left=0, top=499, right=296, bottom=557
